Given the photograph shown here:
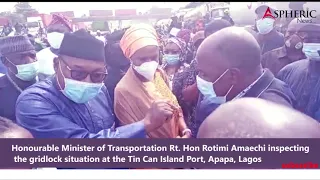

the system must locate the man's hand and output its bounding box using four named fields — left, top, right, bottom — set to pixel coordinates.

left=181, top=132, right=191, bottom=138
left=182, top=83, right=199, bottom=103
left=176, top=129, right=192, bottom=138
left=143, top=100, right=175, bottom=133
left=176, top=134, right=191, bottom=138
